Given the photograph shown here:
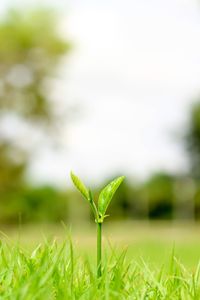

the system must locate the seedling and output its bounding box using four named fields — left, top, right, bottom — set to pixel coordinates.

left=70, top=171, right=125, bottom=278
